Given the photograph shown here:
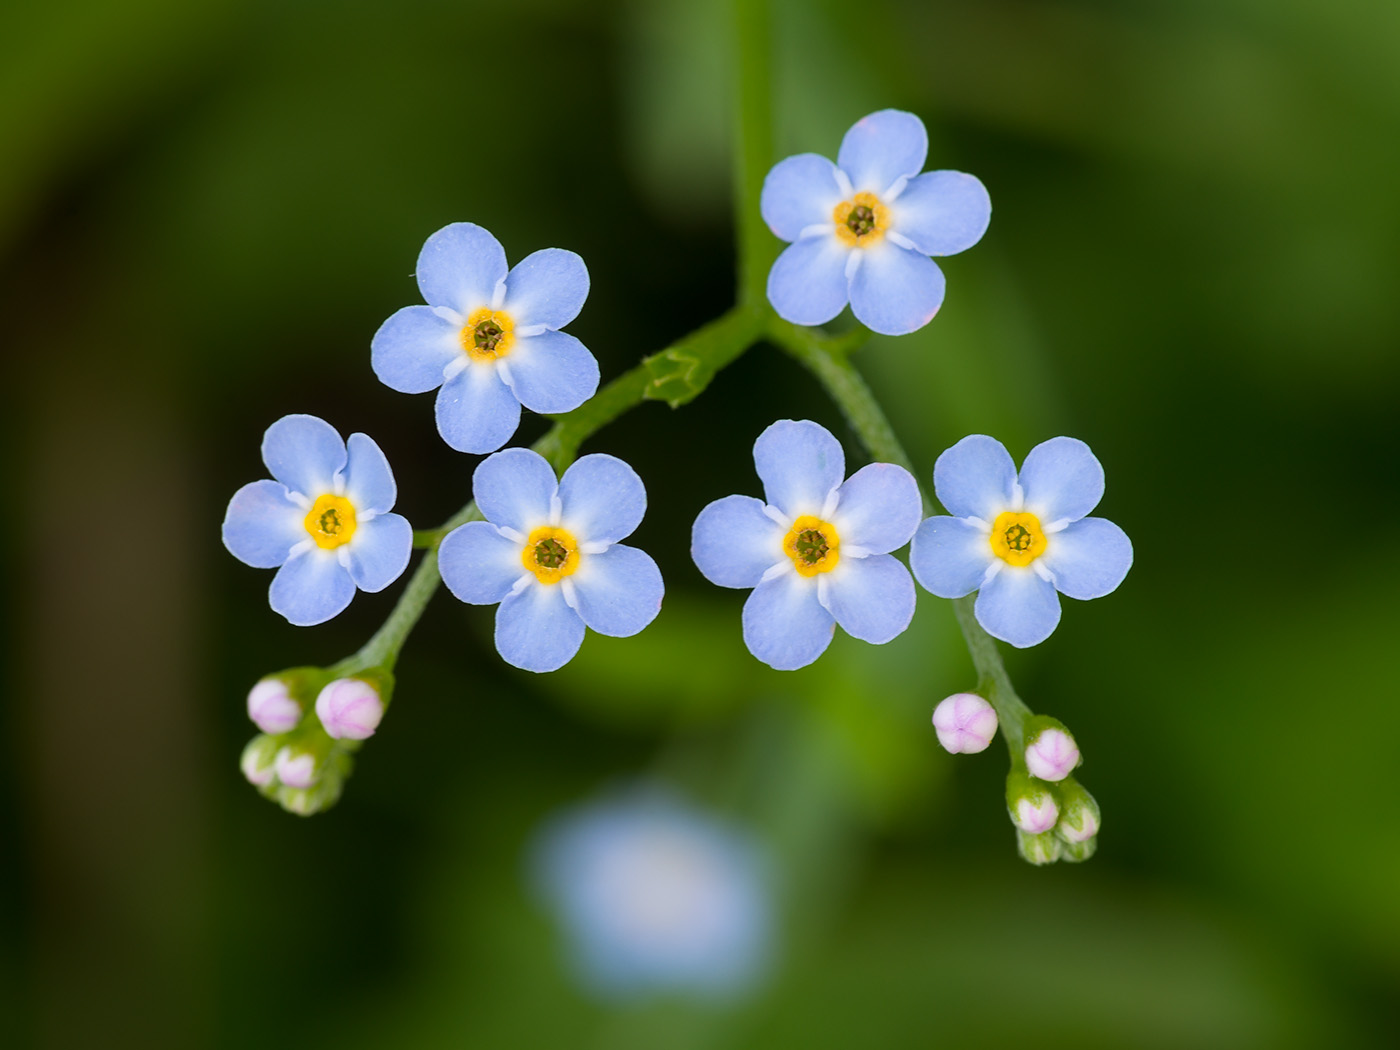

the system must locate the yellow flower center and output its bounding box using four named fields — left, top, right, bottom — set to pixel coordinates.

left=304, top=494, right=357, bottom=550
left=783, top=515, right=840, bottom=577
left=832, top=191, right=889, bottom=247
left=460, top=307, right=516, bottom=362
left=522, top=525, right=580, bottom=584
left=990, top=511, right=1047, bottom=567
